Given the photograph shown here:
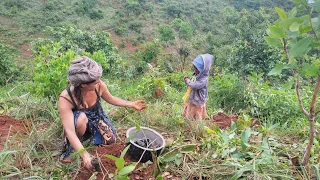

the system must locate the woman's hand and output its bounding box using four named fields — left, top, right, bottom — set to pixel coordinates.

left=131, top=100, right=147, bottom=111
left=81, top=151, right=94, bottom=170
